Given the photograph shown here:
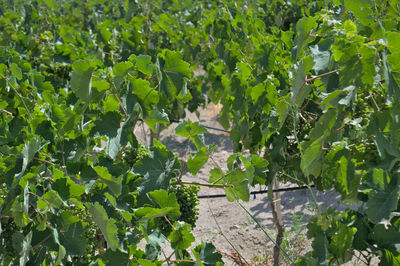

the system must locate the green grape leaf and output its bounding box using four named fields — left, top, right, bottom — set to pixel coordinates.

left=329, top=223, right=357, bottom=263
left=295, top=17, right=317, bottom=60
left=52, top=168, right=84, bottom=199
left=187, top=147, right=209, bottom=175
left=248, top=155, right=269, bottom=185
left=106, top=112, right=139, bottom=159
left=93, top=166, right=122, bottom=196
left=145, top=108, right=169, bottom=132
left=251, top=83, right=265, bottom=103
left=133, top=146, right=180, bottom=206
left=105, top=128, right=123, bottom=160
left=370, top=224, right=400, bottom=253
left=0, top=116, right=12, bottom=145
left=383, top=48, right=400, bottom=101
left=177, top=82, right=192, bottom=103
left=175, top=120, right=207, bottom=150
left=224, top=170, right=249, bottom=202
left=17, top=138, right=43, bottom=178
left=10, top=63, right=22, bottom=80
left=310, top=40, right=332, bottom=74
left=312, top=234, right=329, bottom=265
left=90, top=111, right=122, bottom=138
left=301, top=109, right=337, bottom=177
left=145, top=230, right=164, bottom=261
left=158, top=50, right=192, bottom=97
left=294, top=253, right=319, bottom=266
left=132, top=78, right=159, bottom=111
left=344, top=20, right=357, bottom=38
left=99, top=250, right=130, bottom=266
left=19, top=231, right=32, bottom=266
left=301, top=137, right=325, bottom=177
left=209, top=168, right=224, bottom=184
left=71, top=60, right=95, bottom=102
left=387, top=32, right=400, bottom=56
left=168, top=221, right=195, bottom=250
left=113, top=61, right=133, bottom=89
left=381, top=249, right=400, bottom=266
left=275, top=95, right=290, bottom=129
left=135, top=206, right=176, bottom=221
left=291, top=56, right=313, bottom=107
left=105, top=192, right=117, bottom=208
left=386, top=32, right=400, bottom=73
left=23, top=182, right=29, bottom=215
left=175, top=120, right=207, bottom=138
left=192, top=135, right=206, bottom=151
left=218, top=108, right=230, bottom=130
left=136, top=55, right=155, bottom=76
left=321, top=145, right=347, bottom=190
left=333, top=156, right=359, bottom=203
left=344, top=0, right=373, bottom=25
left=359, top=45, right=376, bottom=88
left=43, top=190, right=64, bottom=209
left=60, top=211, right=80, bottom=231
left=148, top=190, right=181, bottom=219
left=103, top=95, right=120, bottom=112
left=60, top=222, right=87, bottom=256
left=365, top=184, right=400, bottom=223
left=12, top=231, right=24, bottom=252
left=92, top=79, right=110, bottom=92
left=52, top=175, right=85, bottom=202
left=338, top=86, right=356, bottom=106
left=31, top=228, right=58, bottom=254
left=56, top=245, right=66, bottom=265
left=192, top=242, right=223, bottom=266
left=88, top=202, right=120, bottom=251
